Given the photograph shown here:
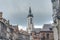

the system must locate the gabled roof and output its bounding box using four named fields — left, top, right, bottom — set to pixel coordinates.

left=43, top=24, right=53, bottom=29
left=32, top=28, right=41, bottom=33
left=31, top=24, right=53, bottom=33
